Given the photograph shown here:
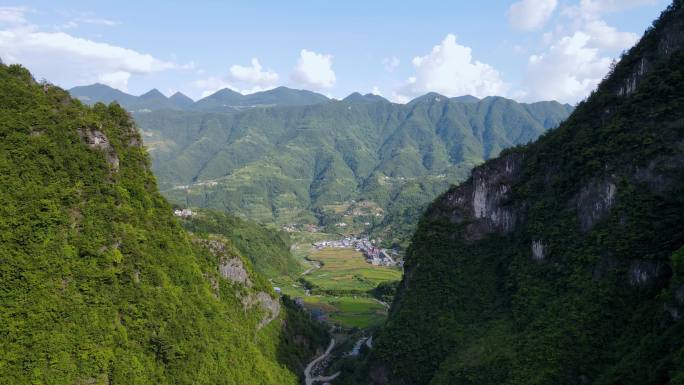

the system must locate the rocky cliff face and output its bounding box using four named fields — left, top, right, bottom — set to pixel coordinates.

left=372, top=2, right=684, bottom=385
left=430, top=152, right=523, bottom=240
